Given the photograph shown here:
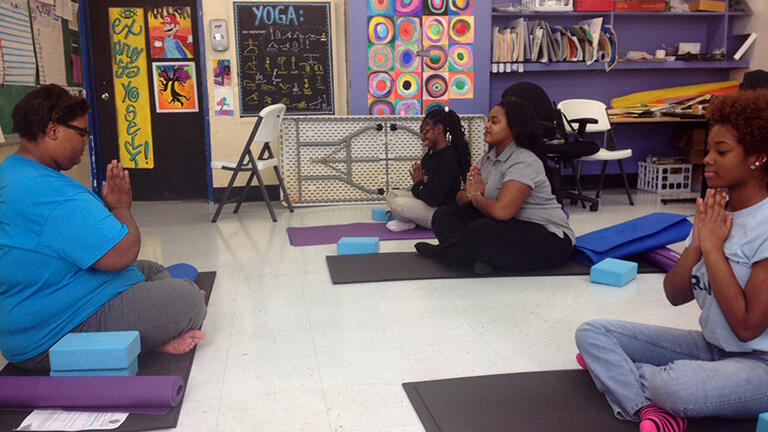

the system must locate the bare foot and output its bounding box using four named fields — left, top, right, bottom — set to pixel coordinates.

left=155, top=330, right=205, bottom=354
